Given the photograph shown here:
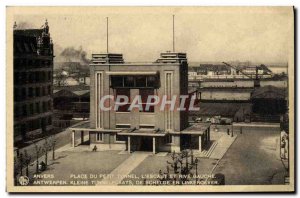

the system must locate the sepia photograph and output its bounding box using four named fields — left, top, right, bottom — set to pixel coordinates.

left=6, top=6, right=294, bottom=192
